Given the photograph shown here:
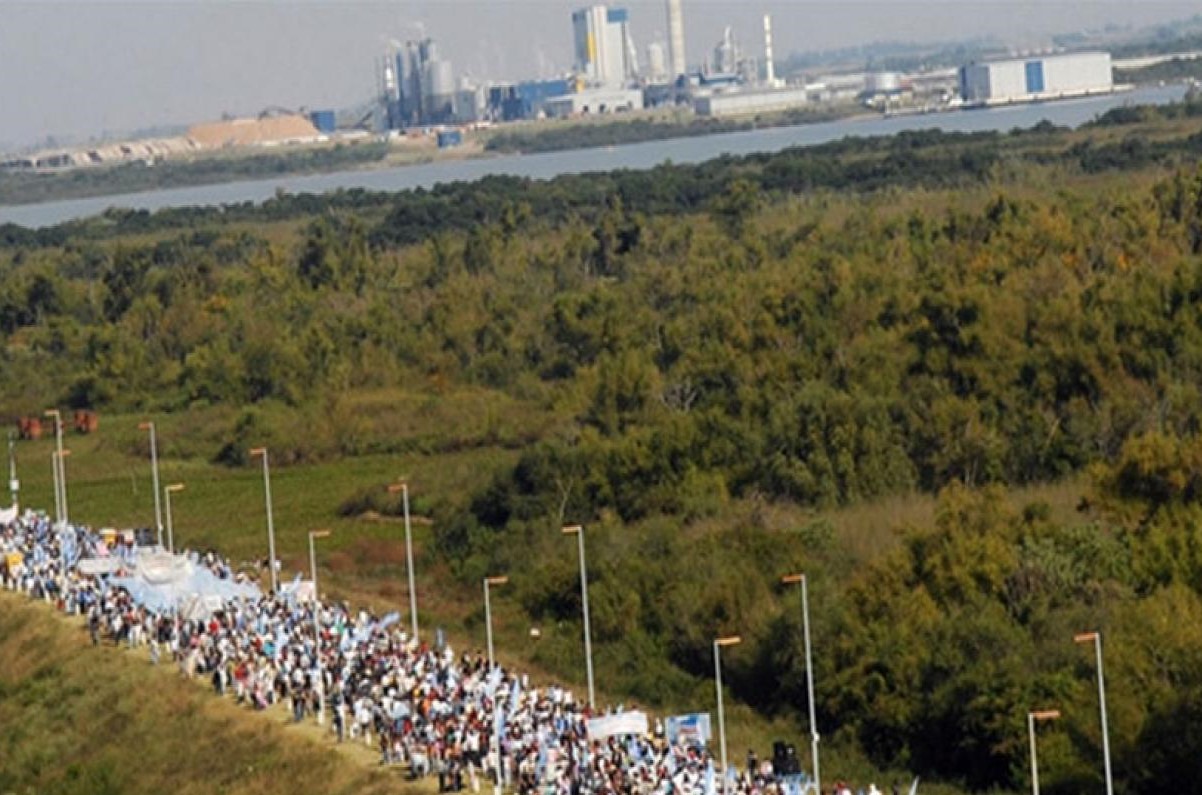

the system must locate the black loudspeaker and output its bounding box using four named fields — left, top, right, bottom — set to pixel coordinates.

left=772, top=741, right=801, bottom=775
